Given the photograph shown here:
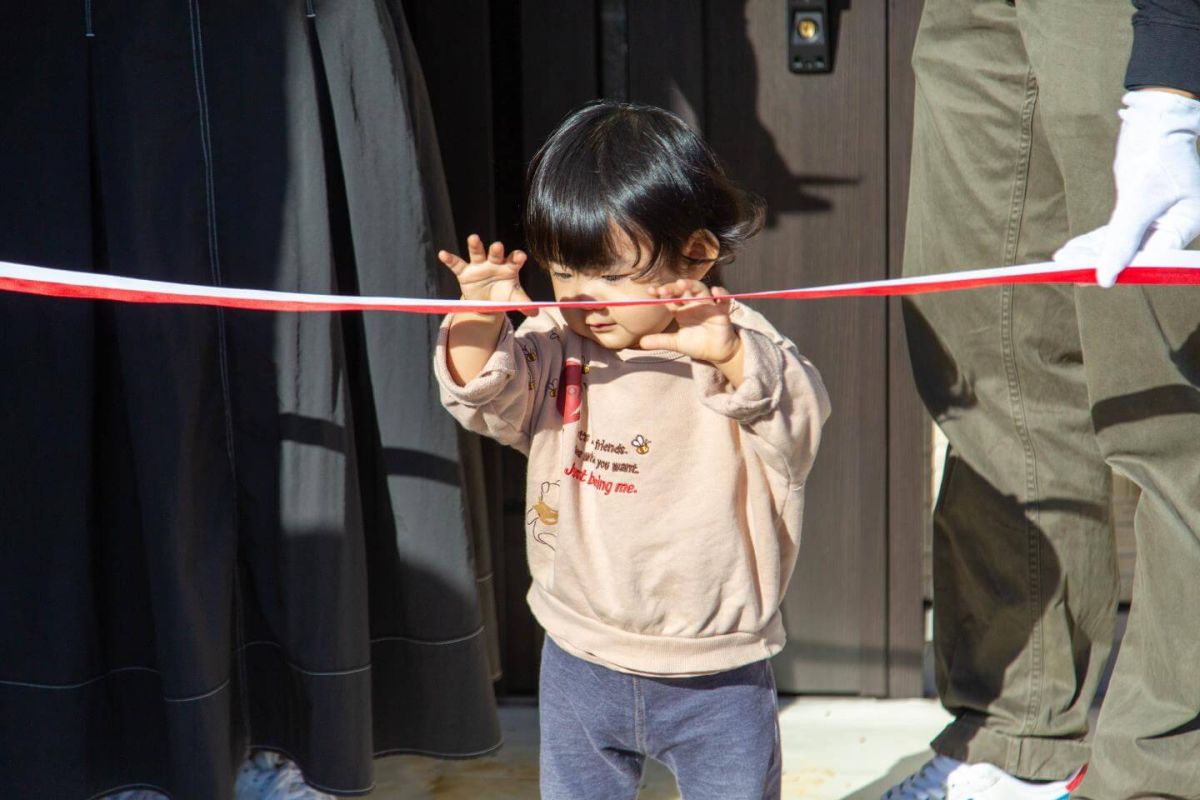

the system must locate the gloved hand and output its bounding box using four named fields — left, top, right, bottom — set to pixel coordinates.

left=1053, top=90, right=1200, bottom=287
